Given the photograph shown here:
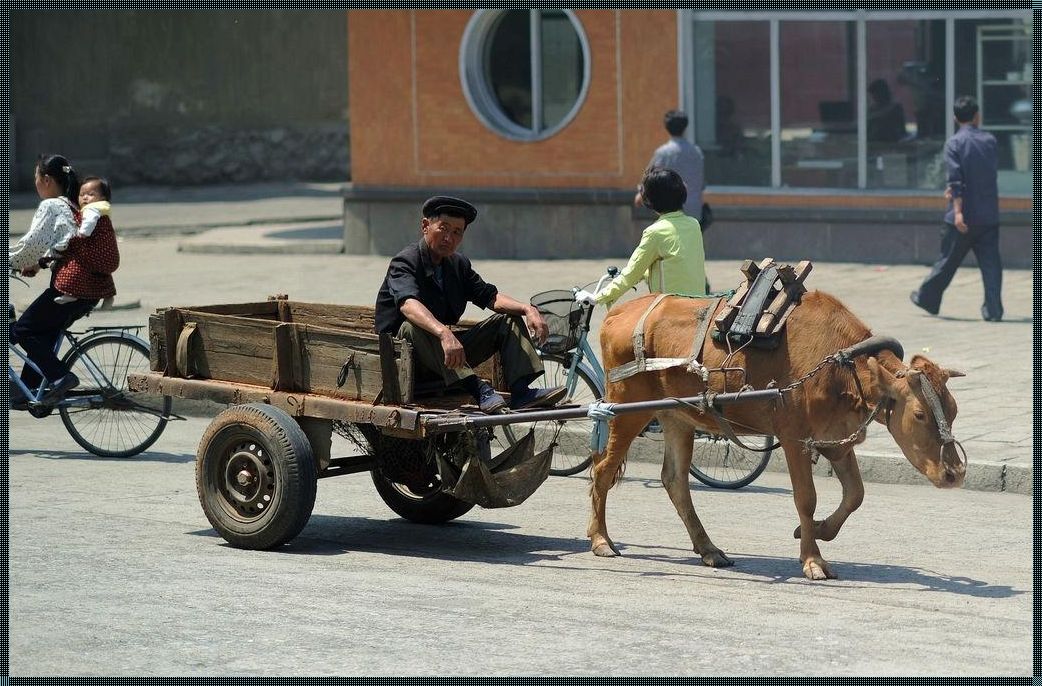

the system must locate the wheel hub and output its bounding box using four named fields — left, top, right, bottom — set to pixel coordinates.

left=222, top=442, right=274, bottom=518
